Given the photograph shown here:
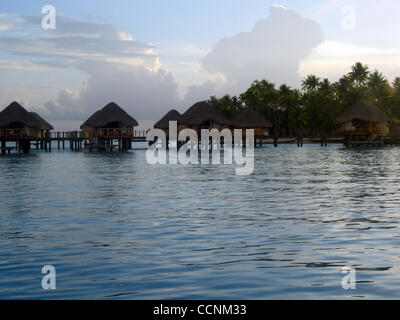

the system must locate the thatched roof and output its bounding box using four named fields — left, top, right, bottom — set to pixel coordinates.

left=180, top=101, right=231, bottom=126
left=154, top=109, right=181, bottom=129
left=232, top=108, right=272, bottom=128
left=337, top=100, right=390, bottom=123
left=80, top=102, right=138, bottom=129
left=30, top=112, right=54, bottom=130
left=0, top=101, right=42, bottom=129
